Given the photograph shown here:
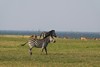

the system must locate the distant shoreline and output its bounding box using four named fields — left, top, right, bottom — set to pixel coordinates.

left=0, top=30, right=100, bottom=38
